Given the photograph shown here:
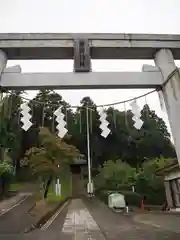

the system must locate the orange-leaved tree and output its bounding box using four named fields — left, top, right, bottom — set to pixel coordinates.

left=24, top=127, right=80, bottom=199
